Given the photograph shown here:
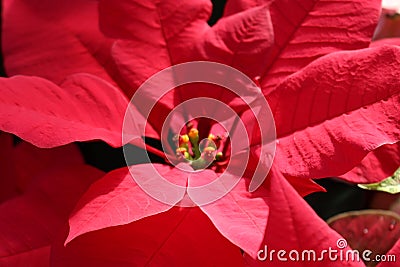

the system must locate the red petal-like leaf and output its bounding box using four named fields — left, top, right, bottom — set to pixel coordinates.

left=188, top=171, right=269, bottom=258
left=376, top=238, right=400, bottom=267
left=226, top=0, right=381, bottom=93
left=99, top=0, right=211, bottom=41
left=2, top=246, right=51, bottom=267
left=0, top=133, right=83, bottom=202
left=270, top=45, right=400, bottom=181
left=2, top=0, right=119, bottom=86
left=340, top=143, right=400, bottom=184
left=52, top=208, right=244, bottom=267
left=245, top=168, right=364, bottom=266
left=191, top=5, right=273, bottom=78
left=66, top=164, right=188, bottom=245
left=11, top=142, right=83, bottom=190
left=67, top=164, right=270, bottom=258
left=328, top=210, right=400, bottom=267
left=100, top=0, right=211, bottom=97
left=371, top=38, right=400, bottom=47
left=0, top=74, right=129, bottom=148
left=0, top=163, right=104, bottom=267
left=0, top=133, right=19, bottom=202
